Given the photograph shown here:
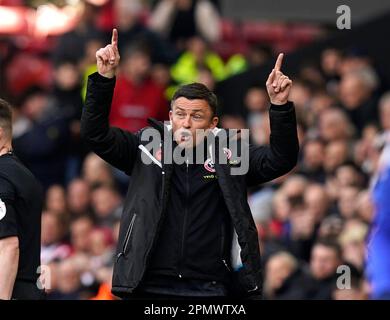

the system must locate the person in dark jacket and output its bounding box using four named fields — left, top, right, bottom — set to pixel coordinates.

left=81, top=29, right=299, bottom=300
